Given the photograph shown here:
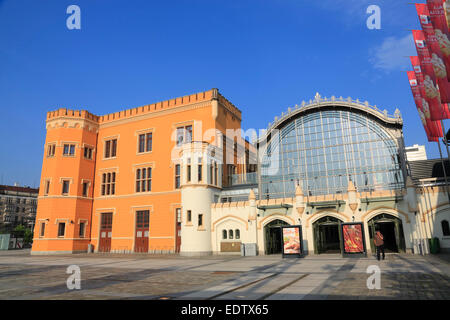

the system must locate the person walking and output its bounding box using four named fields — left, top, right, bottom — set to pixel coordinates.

left=374, top=226, right=385, bottom=261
